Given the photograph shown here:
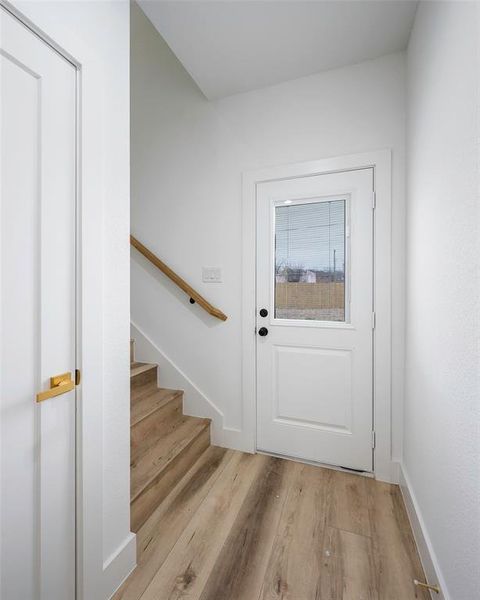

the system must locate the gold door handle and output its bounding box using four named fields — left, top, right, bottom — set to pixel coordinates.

left=36, top=372, right=75, bottom=403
